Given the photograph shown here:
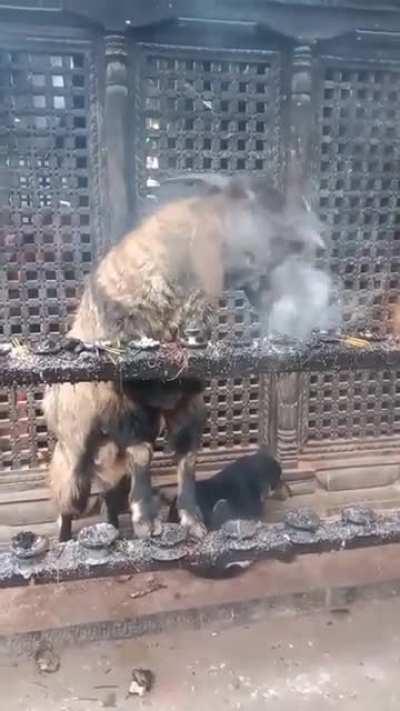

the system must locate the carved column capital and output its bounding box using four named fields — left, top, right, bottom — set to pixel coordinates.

left=105, top=34, right=129, bottom=89
left=105, top=33, right=128, bottom=59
